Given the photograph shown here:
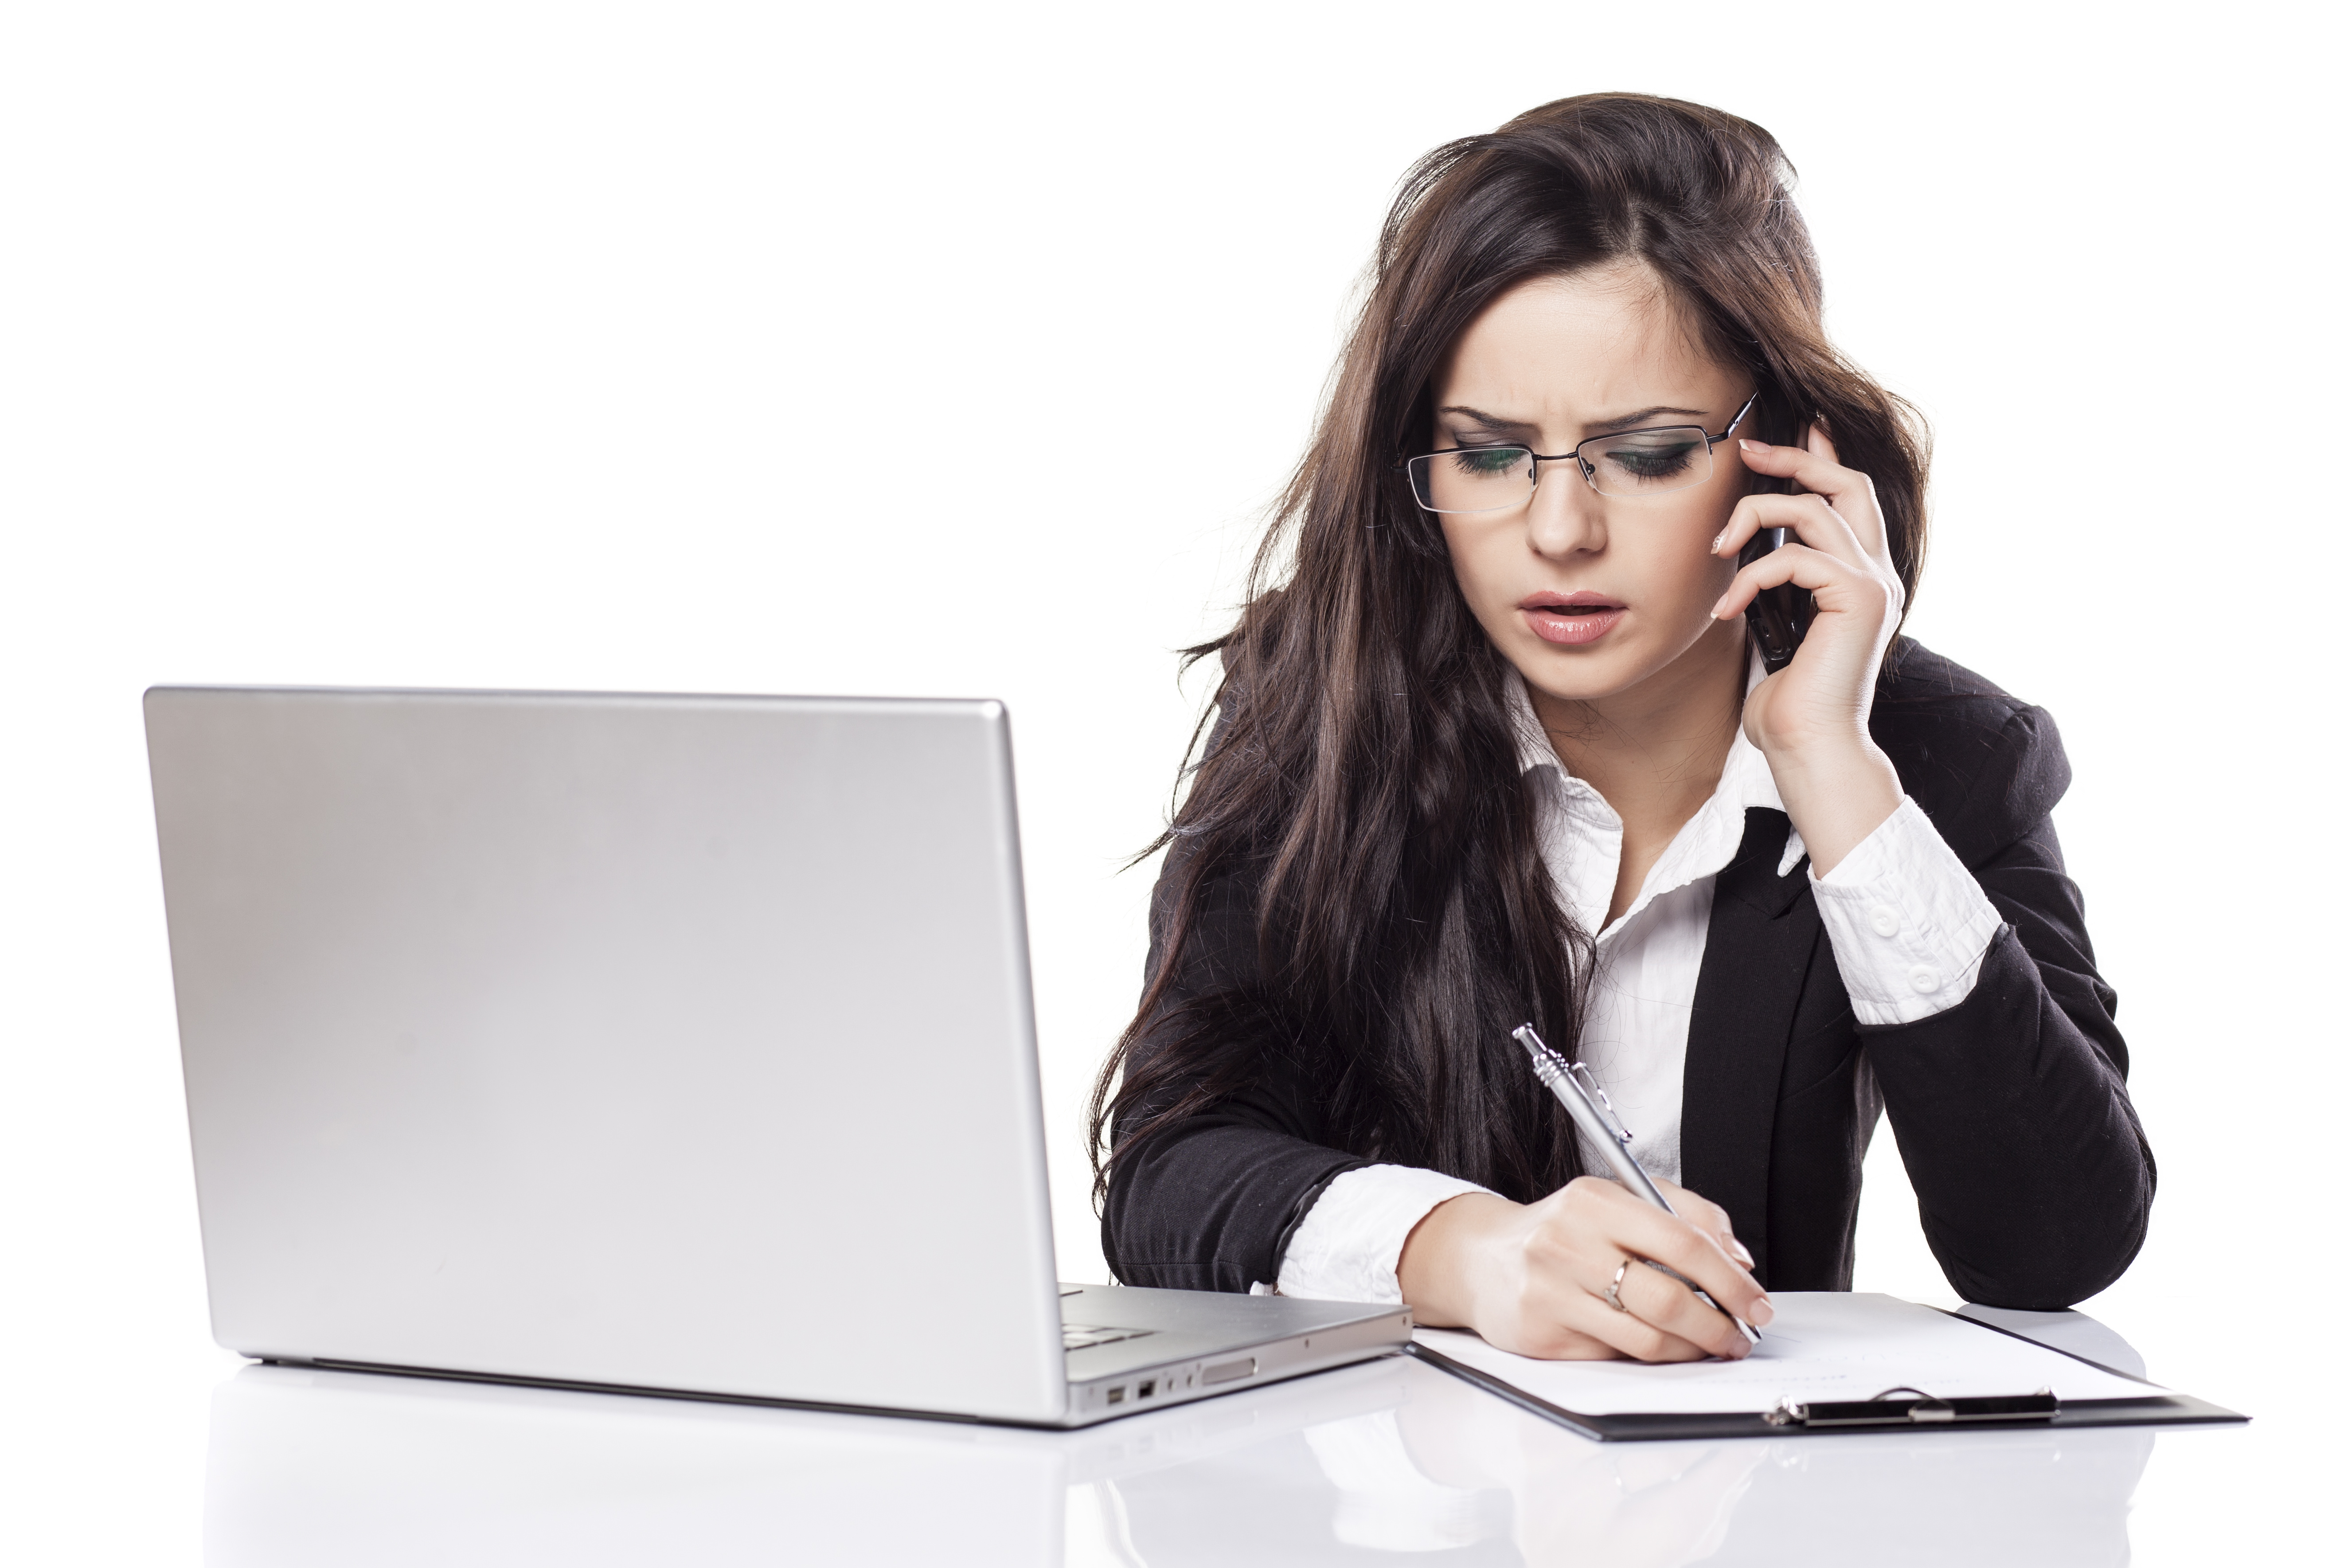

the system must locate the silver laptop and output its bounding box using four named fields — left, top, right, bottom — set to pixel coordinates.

left=145, top=687, right=1408, bottom=1427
